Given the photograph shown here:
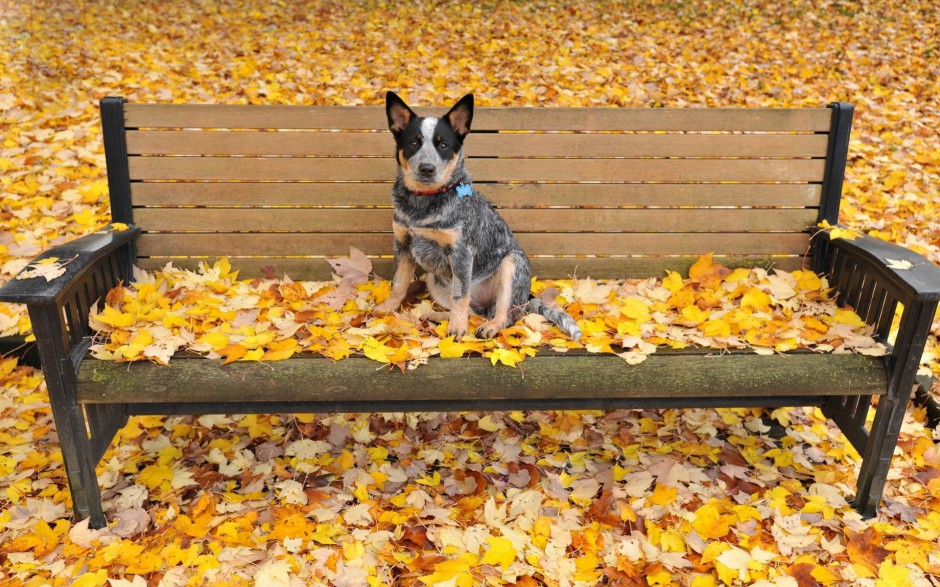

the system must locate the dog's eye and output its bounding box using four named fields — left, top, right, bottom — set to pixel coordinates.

left=409, top=139, right=419, bottom=148
left=438, top=142, right=449, bottom=151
